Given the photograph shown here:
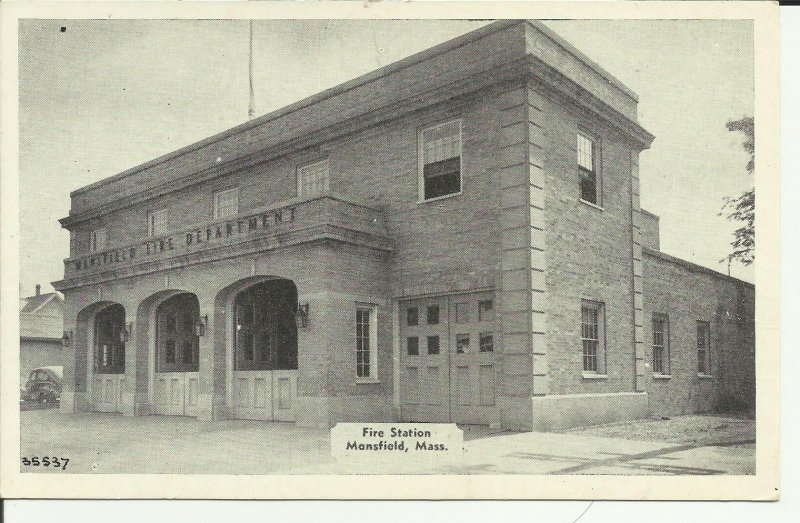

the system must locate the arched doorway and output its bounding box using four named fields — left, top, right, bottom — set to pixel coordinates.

left=153, top=293, right=200, bottom=416
left=90, top=303, right=127, bottom=413
left=230, top=279, right=298, bottom=421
